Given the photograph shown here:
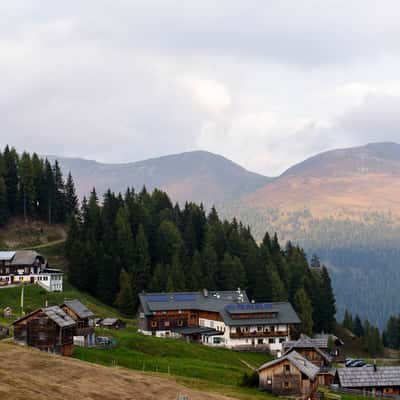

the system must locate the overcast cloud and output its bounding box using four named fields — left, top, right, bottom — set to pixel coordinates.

left=1, top=0, right=400, bottom=176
